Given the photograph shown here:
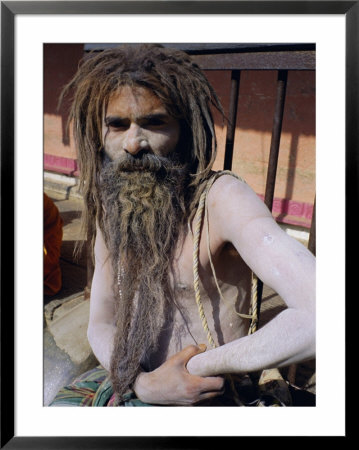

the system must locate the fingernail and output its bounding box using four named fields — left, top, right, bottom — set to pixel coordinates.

left=198, top=344, right=207, bottom=351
